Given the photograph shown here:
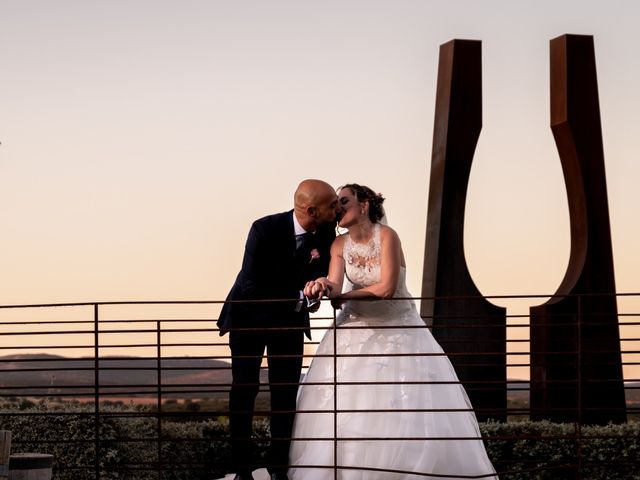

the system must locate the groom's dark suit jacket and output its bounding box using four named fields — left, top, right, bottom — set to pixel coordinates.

left=217, top=210, right=335, bottom=339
